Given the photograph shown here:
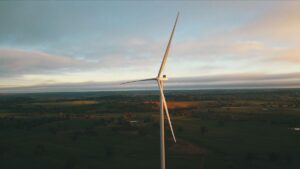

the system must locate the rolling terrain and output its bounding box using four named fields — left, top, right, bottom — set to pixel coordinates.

left=0, top=89, right=300, bottom=169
